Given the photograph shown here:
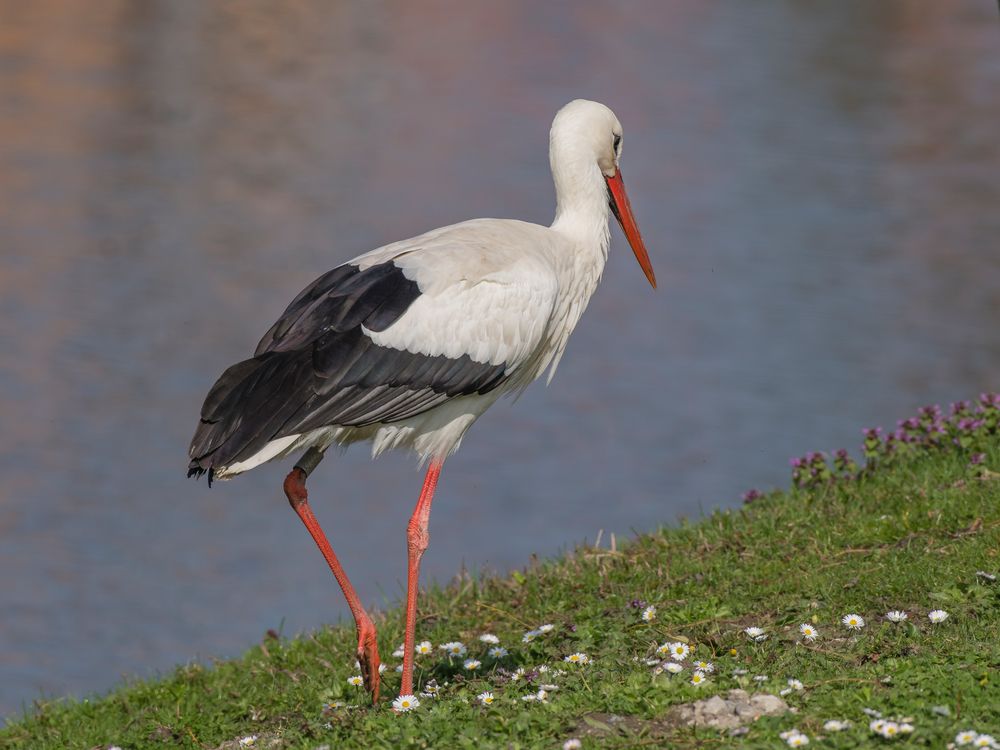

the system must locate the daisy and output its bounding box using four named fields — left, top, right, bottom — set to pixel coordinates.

left=537, top=624, right=555, bottom=633
left=732, top=668, right=748, bottom=676
left=886, top=610, right=907, bottom=623
left=841, top=613, right=865, bottom=630
left=395, top=664, right=403, bottom=672
left=479, top=633, right=500, bottom=644
left=823, top=720, right=849, bottom=732
left=510, top=667, right=526, bottom=681
left=420, top=681, right=440, bottom=698
left=693, top=660, right=714, bottom=673
left=641, top=605, right=657, bottom=622
left=786, top=733, right=809, bottom=747
left=799, top=623, right=818, bottom=640
left=753, top=675, right=768, bottom=682
left=690, top=672, right=707, bottom=686
left=522, top=629, right=540, bottom=643
left=563, top=740, right=583, bottom=750
left=779, top=730, right=799, bottom=740
left=540, top=683, right=559, bottom=691
left=928, top=609, right=949, bottom=624
left=656, top=642, right=671, bottom=657
left=974, top=735, right=997, bottom=748
left=521, top=692, right=538, bottom=702
left=668, top=642, right=690, bottom=661
left=392, top=694, right=419, bottom=712
left=664, top=662, right=684, bottom=674
left=347, top=675, right=363, bottom=687
left=536, top=664, right=551, bottom=673
left=476, top=691, right=495, bottom=706
left=744, top=626, right=767, bottom=641
left=955, top=730, right=979, bottom=746
left=415, top=640, right=433, bottom=655
left=488, top=646, right=509, bottom=658
left=238, top=737, right=258, bottom=748
left=439, top=641, right=467, bottom=656
left=899, top=723, right=914, bottom=734
left=463, top=658, right=481, bottom=671
left=378, top=663, right=387, bottom=674
left=787, top=678, right=804, bottom=691
left=564, top=652, right=590, bottom=665
left=392, top=644, right=406, bottom=658
left=879, top=721, right=900, bottom=738
left=535, top=688, right=550, bottom=702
